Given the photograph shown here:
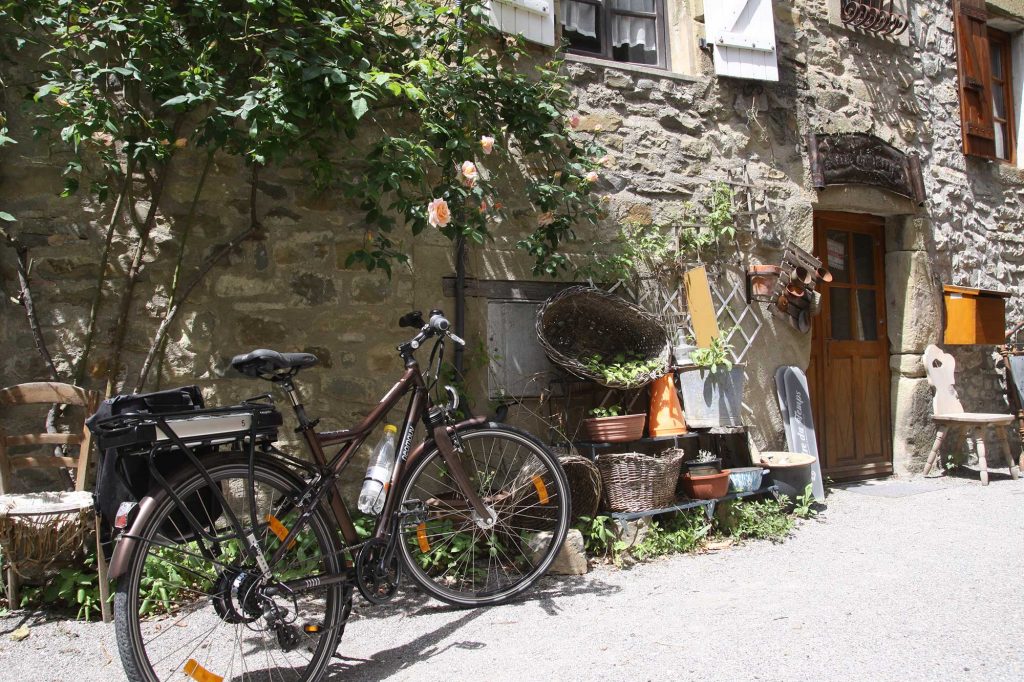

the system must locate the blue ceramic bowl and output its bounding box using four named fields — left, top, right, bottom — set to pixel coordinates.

left=727, top=467, right=765, bottom=493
